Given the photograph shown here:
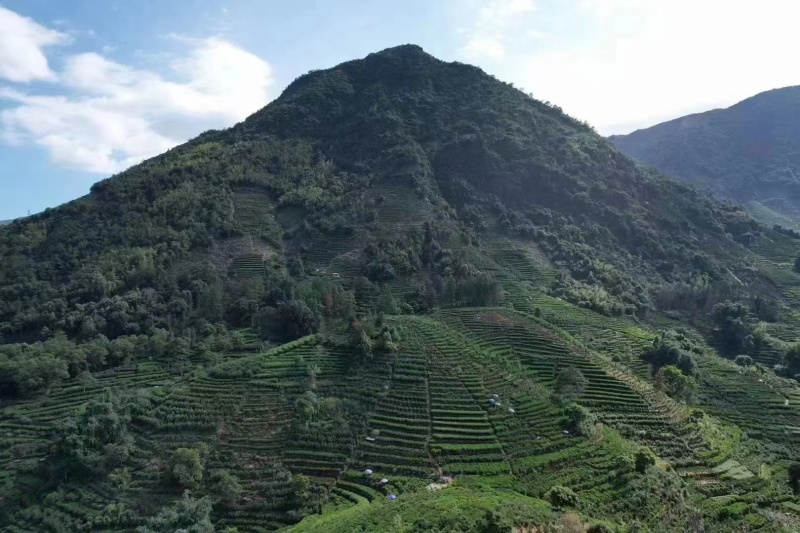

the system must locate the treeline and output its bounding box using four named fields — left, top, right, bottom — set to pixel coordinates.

left=0, top=218, right=502, bottom=399
left=0, top=326, right=236, bottom=398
